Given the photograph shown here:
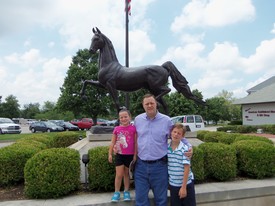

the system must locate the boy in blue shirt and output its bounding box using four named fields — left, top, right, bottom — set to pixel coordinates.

left=168, top=123, right=196, bottom=206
